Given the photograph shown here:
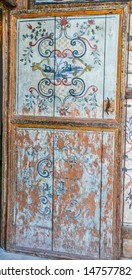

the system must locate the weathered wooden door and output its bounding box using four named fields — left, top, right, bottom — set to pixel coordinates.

left=6, top=4, right=126, bottom=259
